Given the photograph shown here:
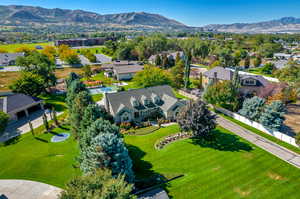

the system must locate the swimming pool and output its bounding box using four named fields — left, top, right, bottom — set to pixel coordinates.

left=89, top=86, right=118, bottom=94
